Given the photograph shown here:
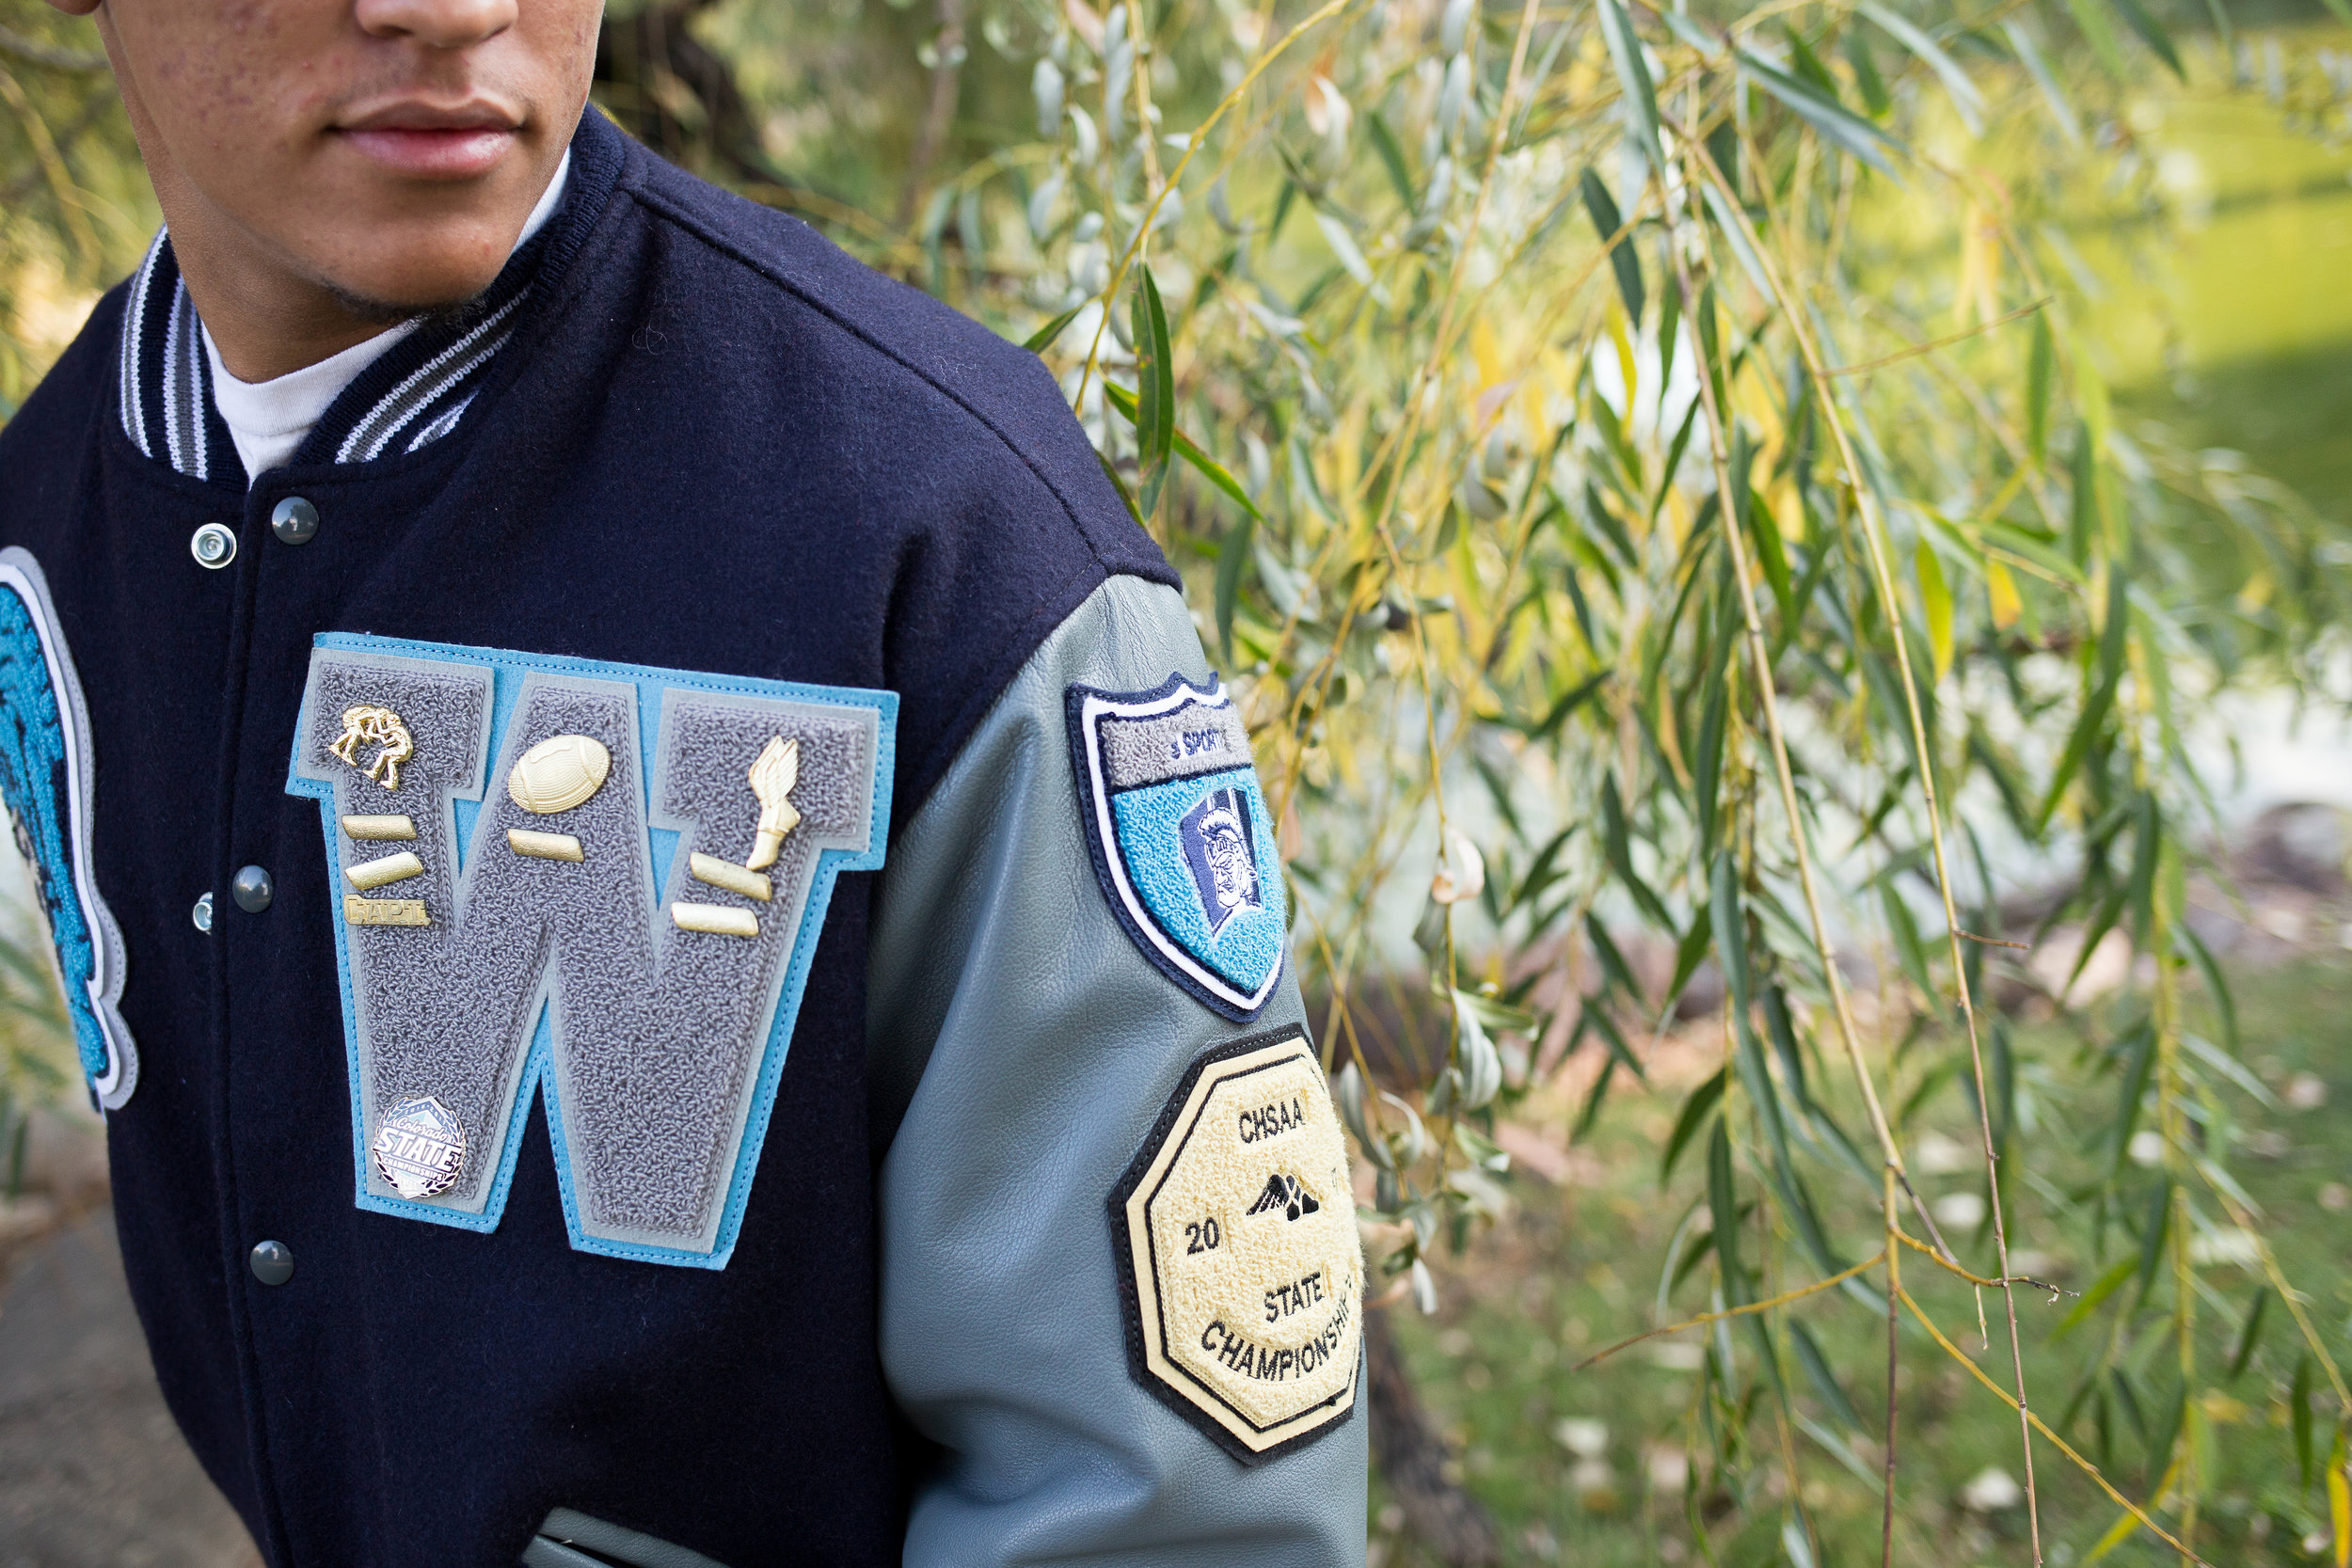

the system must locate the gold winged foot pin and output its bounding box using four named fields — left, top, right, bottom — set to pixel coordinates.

left=745, top=735, right=800, bottom=870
